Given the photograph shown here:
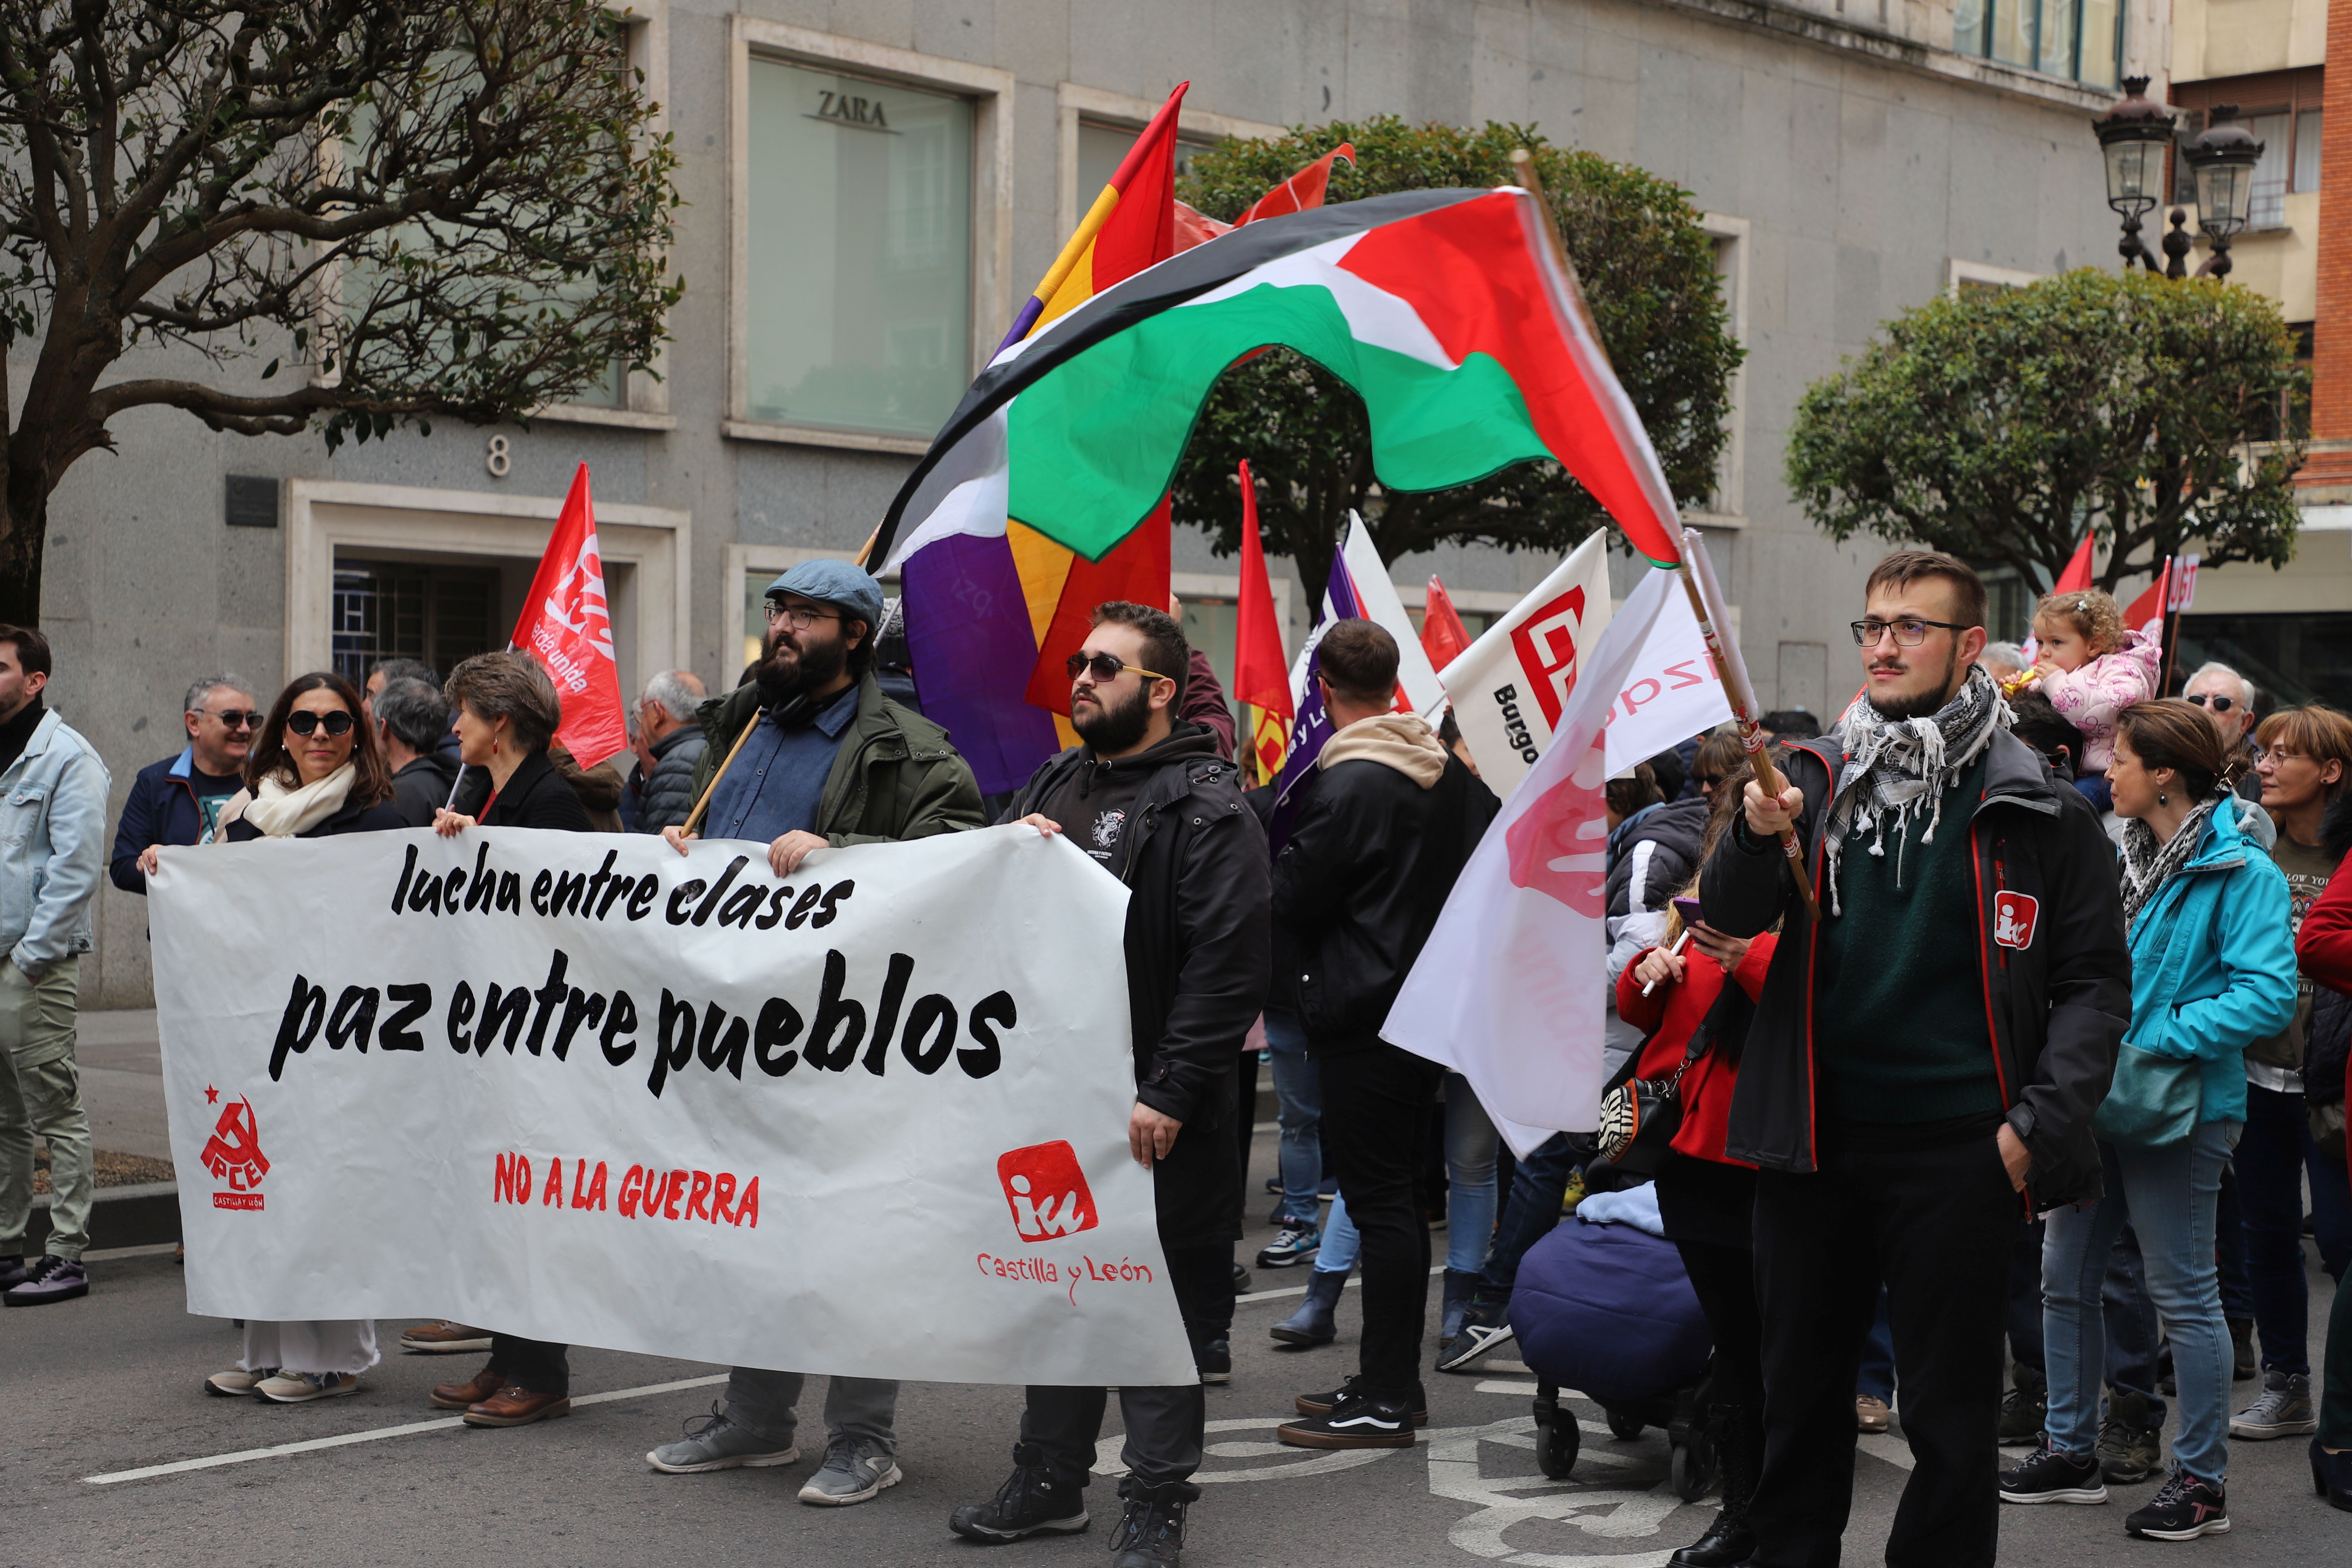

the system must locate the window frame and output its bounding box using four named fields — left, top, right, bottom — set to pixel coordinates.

left=726, top=21, right=1014, bottom=455
left=1689, top=213, right=1750, bottom=530
left=1054, top=84, right=1283, bottom=240
left=1950, top=0, right=2122, bottom=88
